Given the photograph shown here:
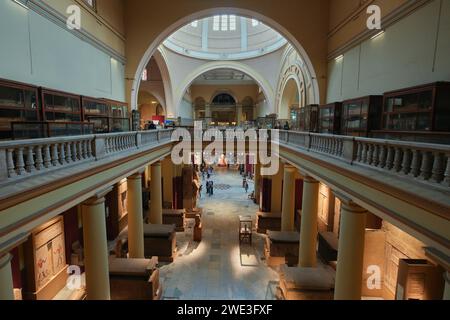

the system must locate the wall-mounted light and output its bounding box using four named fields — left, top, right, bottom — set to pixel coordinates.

left=12, top=0, right=29, bottom=9
left=370, top=30, right=385, bottom=40
left=335, top=55, right=344, bottom=61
